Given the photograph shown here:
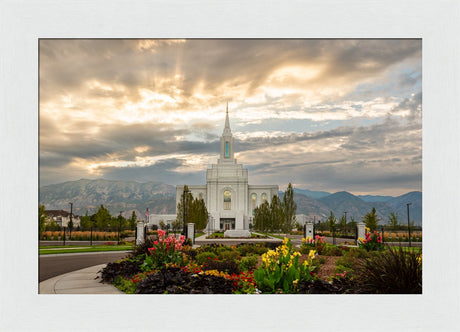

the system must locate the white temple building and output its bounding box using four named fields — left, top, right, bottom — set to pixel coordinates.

left=176, top=104, right=279, bottom=231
